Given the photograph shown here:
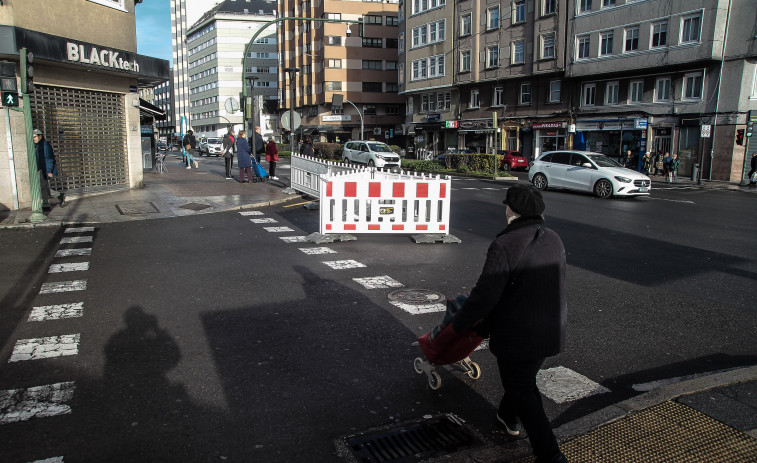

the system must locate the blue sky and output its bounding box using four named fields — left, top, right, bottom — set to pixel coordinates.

left=135, top=0, right=173, bottom=63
